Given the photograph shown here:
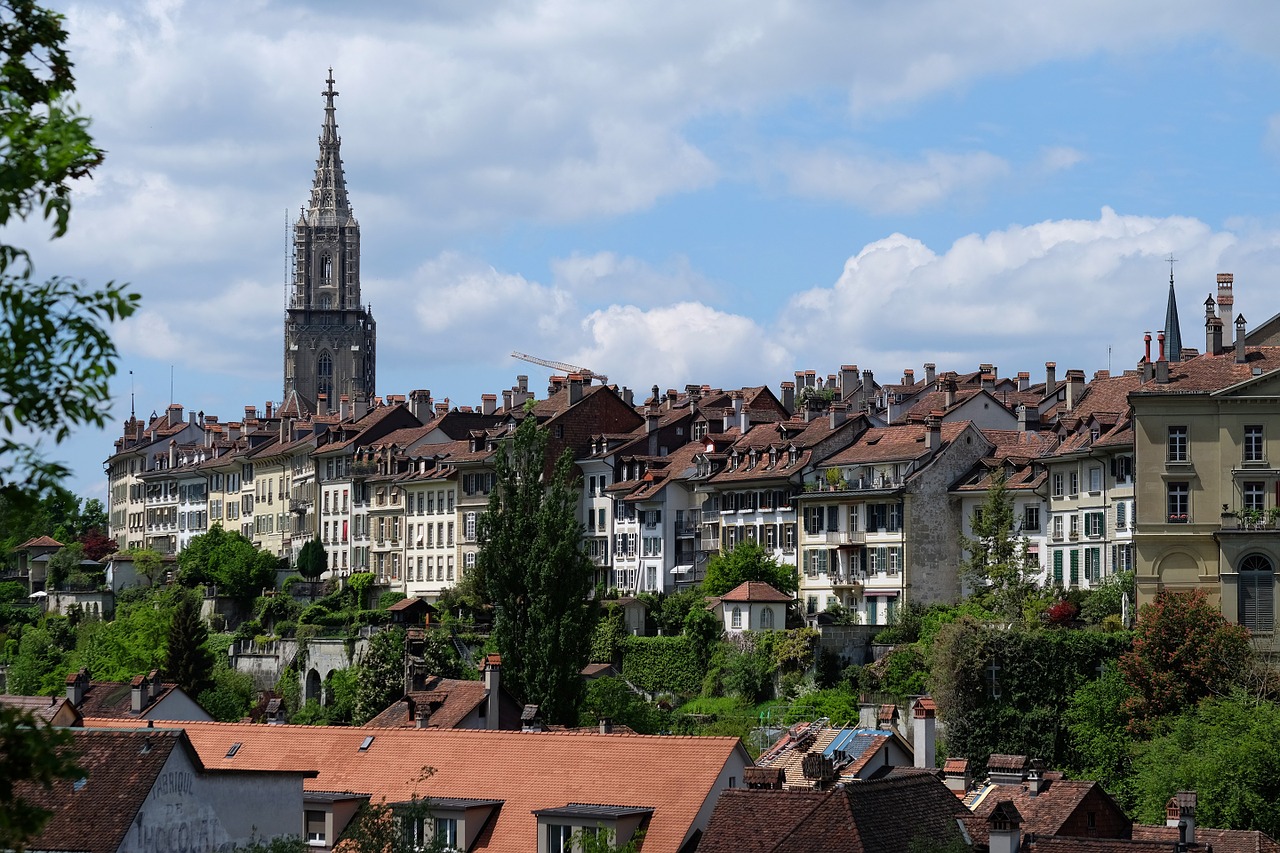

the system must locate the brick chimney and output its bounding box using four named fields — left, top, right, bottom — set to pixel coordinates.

left=902, top=368, right=915, bottom=386
left=568, top=374, right=584, bottom=405
left=829, top=402, right=848, bottom=429
left=1065, top=370, right=1085, bottom=411
left=1017, top=371, right=1030, bottom=392
left=1156, top=332, right=1170, bottom=384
